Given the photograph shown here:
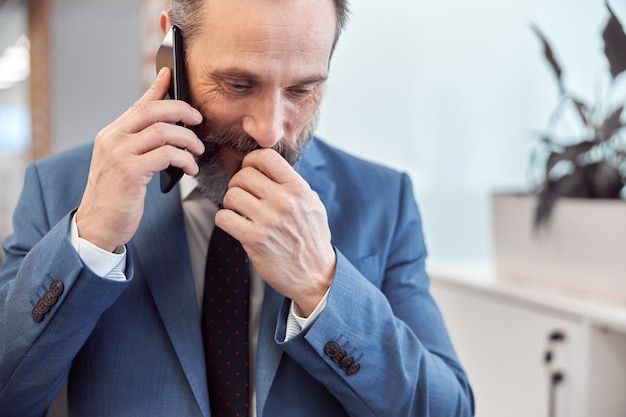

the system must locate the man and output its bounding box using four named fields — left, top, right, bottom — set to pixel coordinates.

left=0, top=0, right=474, bottom=416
